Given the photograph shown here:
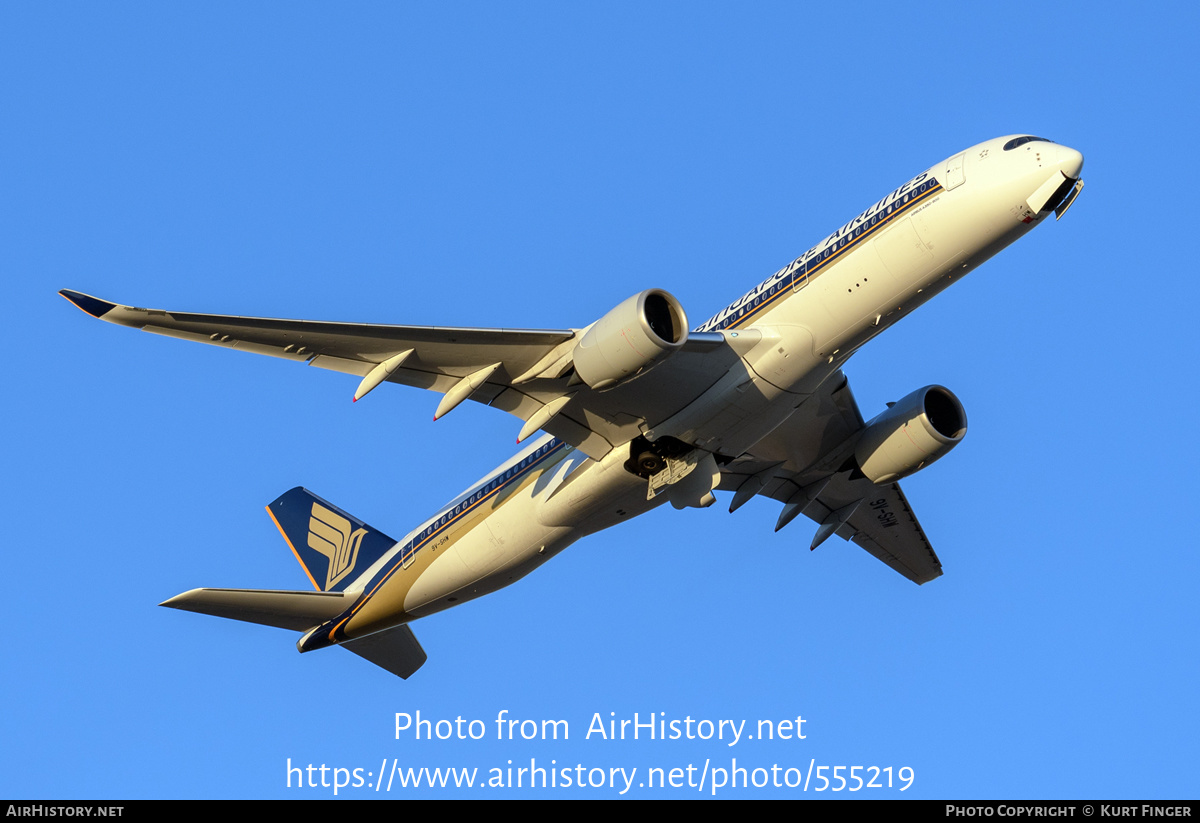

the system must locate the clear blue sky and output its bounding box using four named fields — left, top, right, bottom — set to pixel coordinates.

left=4, top=2, right=1197, bottom=799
